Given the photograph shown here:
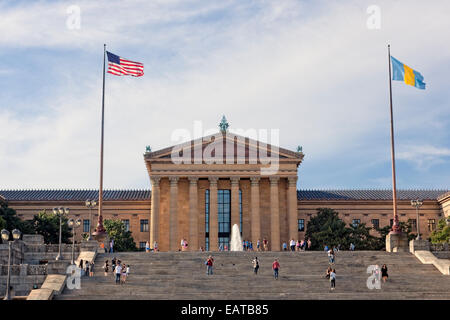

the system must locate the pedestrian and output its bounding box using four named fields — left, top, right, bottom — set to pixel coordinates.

left=115, top=263, right=122, bottom=284
left=109, top=239, right=114, bottom=253
left=350, top=243, right=355, bottom=251
left=324, top=245, right=329, bottom=251
left=145, top=241, right=150, bottom=253
left=252, top=257, right=260, bottom=275
left=307, top=239, right=312, bottom=250
left=78, top=259, right=84, bottom=276
left=100, top=242, right=106, bottom=253
left=263, top=238, right=268, bottom=251
left=85, top=261, right=90, bottom=277
left=153, top=241, right=158, bottom=252
left=328, top=248, right=335, bottom=264
left=282, top=241, right=287, bottom=251
left=224, top=244, right=228, bottom=251
left=381, top=264, right=388, bottom=282
left=325, top=266, right=332, bottom=279
left=112, top=257, right=116, bottom=272
left=205, top=256, right=214, bottom=275
left=290, top=239, right=296, bottom=252
left=121, top=264, right=127, bottom=284
left=249, top=241, right=253, bottom=251
left=296, top=240, right=301, bottom=251
left=90, top=261, right=95, bottom=277
left=330, top=269, right=336, bottom=291
left=272, top=259, right=280, bottom=280
left=103, top=260, right=109, bottom=276
left=126, top=264, right=130, bottom=279
left=257, top=239, right=261, bottom=251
